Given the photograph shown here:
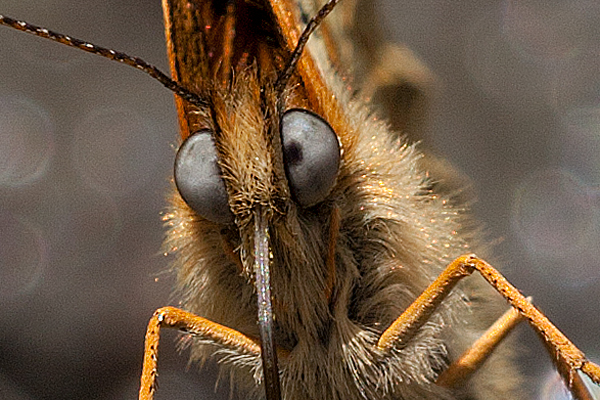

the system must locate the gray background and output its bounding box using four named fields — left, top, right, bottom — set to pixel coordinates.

left=0, top=0, right=599, bottom=399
